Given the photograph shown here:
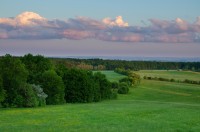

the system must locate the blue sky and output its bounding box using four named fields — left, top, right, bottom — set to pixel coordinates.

left=1, top=0, right=199, bottom=24
left=0, top=0, right=200, bottom=57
